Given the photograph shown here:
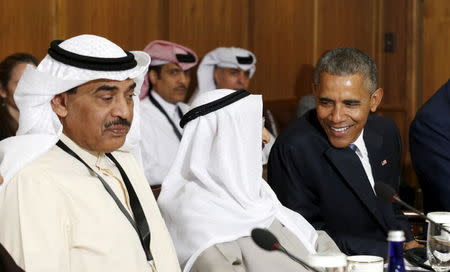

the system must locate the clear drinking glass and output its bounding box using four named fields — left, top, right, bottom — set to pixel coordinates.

left=427, top=212, right=450, bottom=272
